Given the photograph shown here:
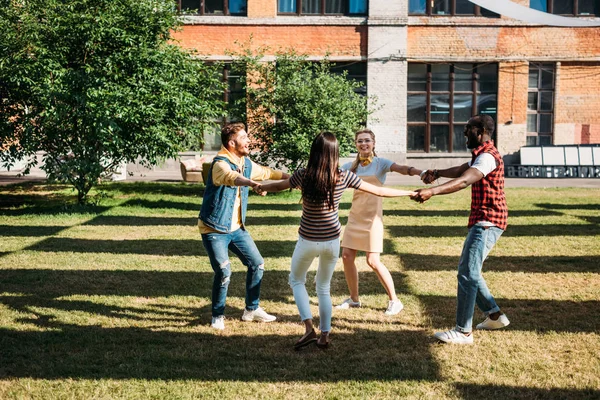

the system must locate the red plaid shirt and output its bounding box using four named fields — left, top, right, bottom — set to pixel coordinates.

left=468, top=141, right=508, bottom=230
